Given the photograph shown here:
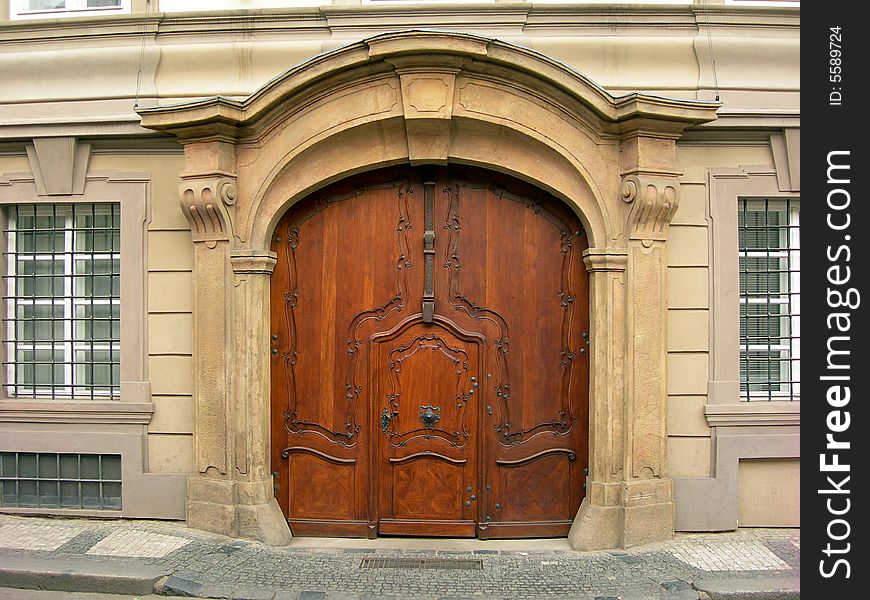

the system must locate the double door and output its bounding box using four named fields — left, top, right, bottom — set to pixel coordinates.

left=270, top=165, right=589, bottom=538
